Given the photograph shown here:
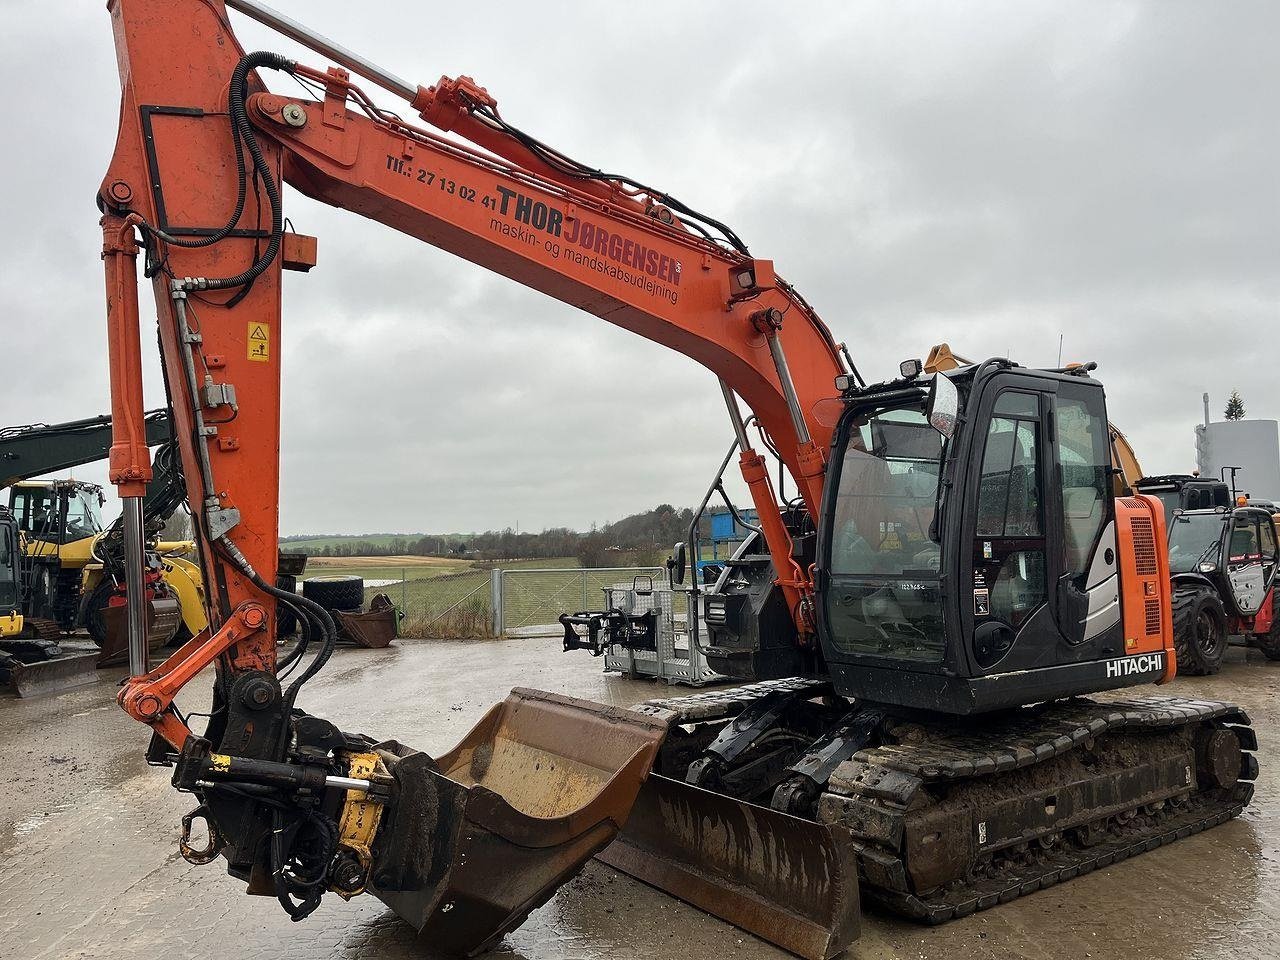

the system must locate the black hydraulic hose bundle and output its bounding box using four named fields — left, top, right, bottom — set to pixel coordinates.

left=200, top=52, right=296, bottom=292
left=270, top=805, right=340, bottom=920
left=110, top=52, right=297, bottom=295
left=469, top=101, right=750, bottom=255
